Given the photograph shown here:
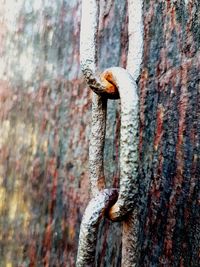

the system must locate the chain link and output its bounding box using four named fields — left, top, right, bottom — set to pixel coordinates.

left=77, top=0, right=143, bottom=266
